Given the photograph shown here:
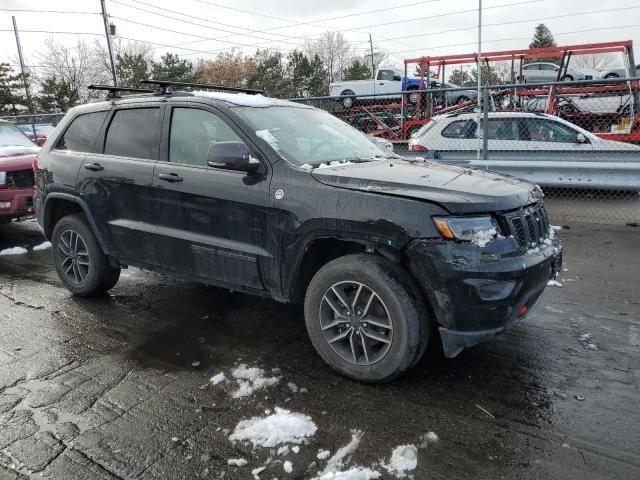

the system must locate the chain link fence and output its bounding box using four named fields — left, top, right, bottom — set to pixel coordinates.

left=291, top=77, right=640, bottom=225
